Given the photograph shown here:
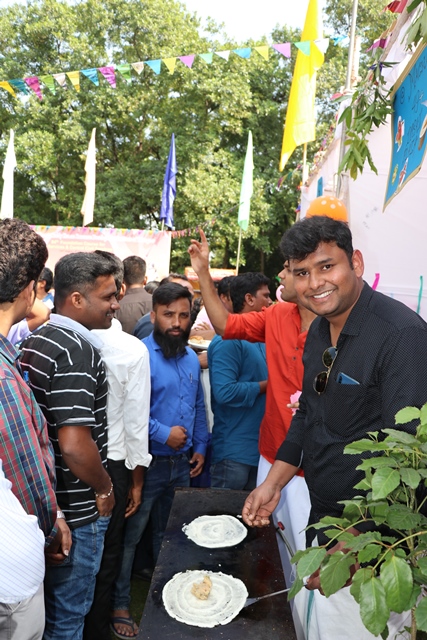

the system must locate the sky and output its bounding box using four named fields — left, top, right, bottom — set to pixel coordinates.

left=181, top=0, right=311, bottom=42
